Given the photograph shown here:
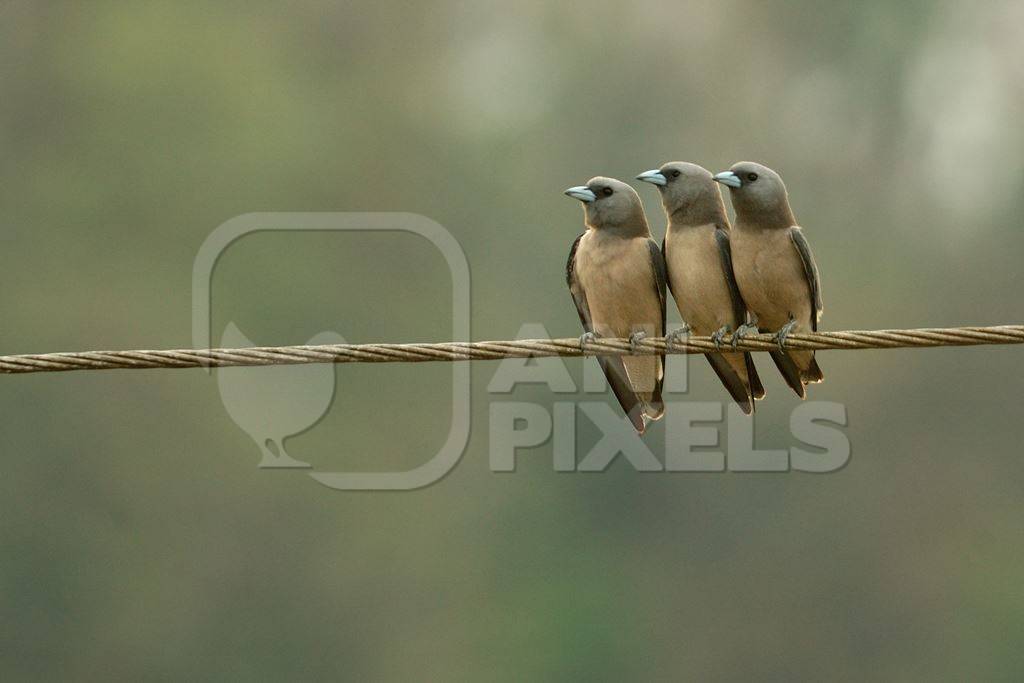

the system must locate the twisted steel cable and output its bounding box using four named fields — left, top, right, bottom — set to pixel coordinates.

left=1, top=325, right=1022, bottom=375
